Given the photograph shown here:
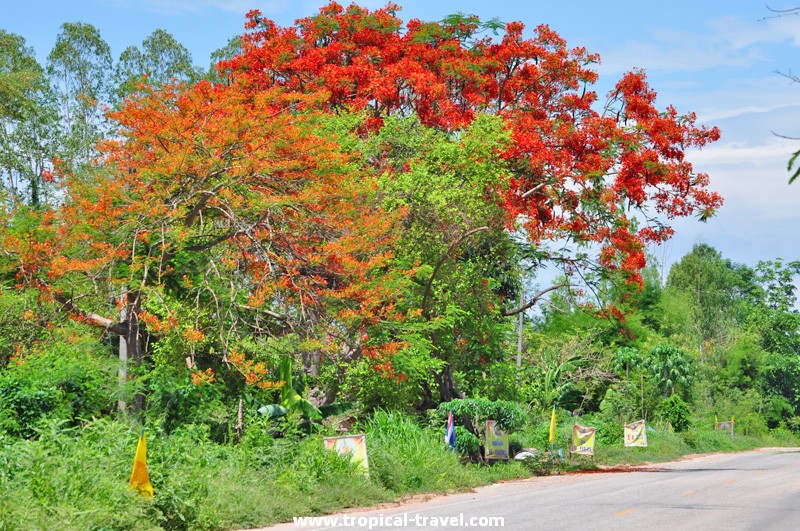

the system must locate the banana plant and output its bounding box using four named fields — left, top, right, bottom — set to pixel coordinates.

left=257, top=356, right=322, bottom=420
